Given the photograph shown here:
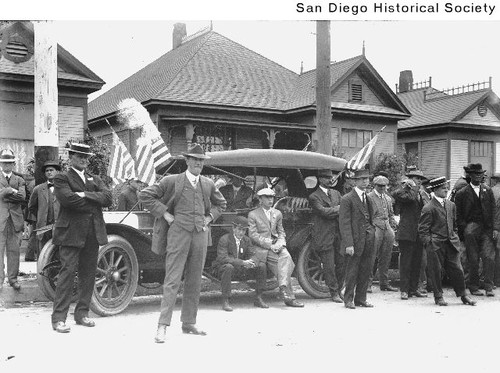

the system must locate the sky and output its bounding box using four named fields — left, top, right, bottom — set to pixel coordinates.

left=45, top=19, right=500, bottom=103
